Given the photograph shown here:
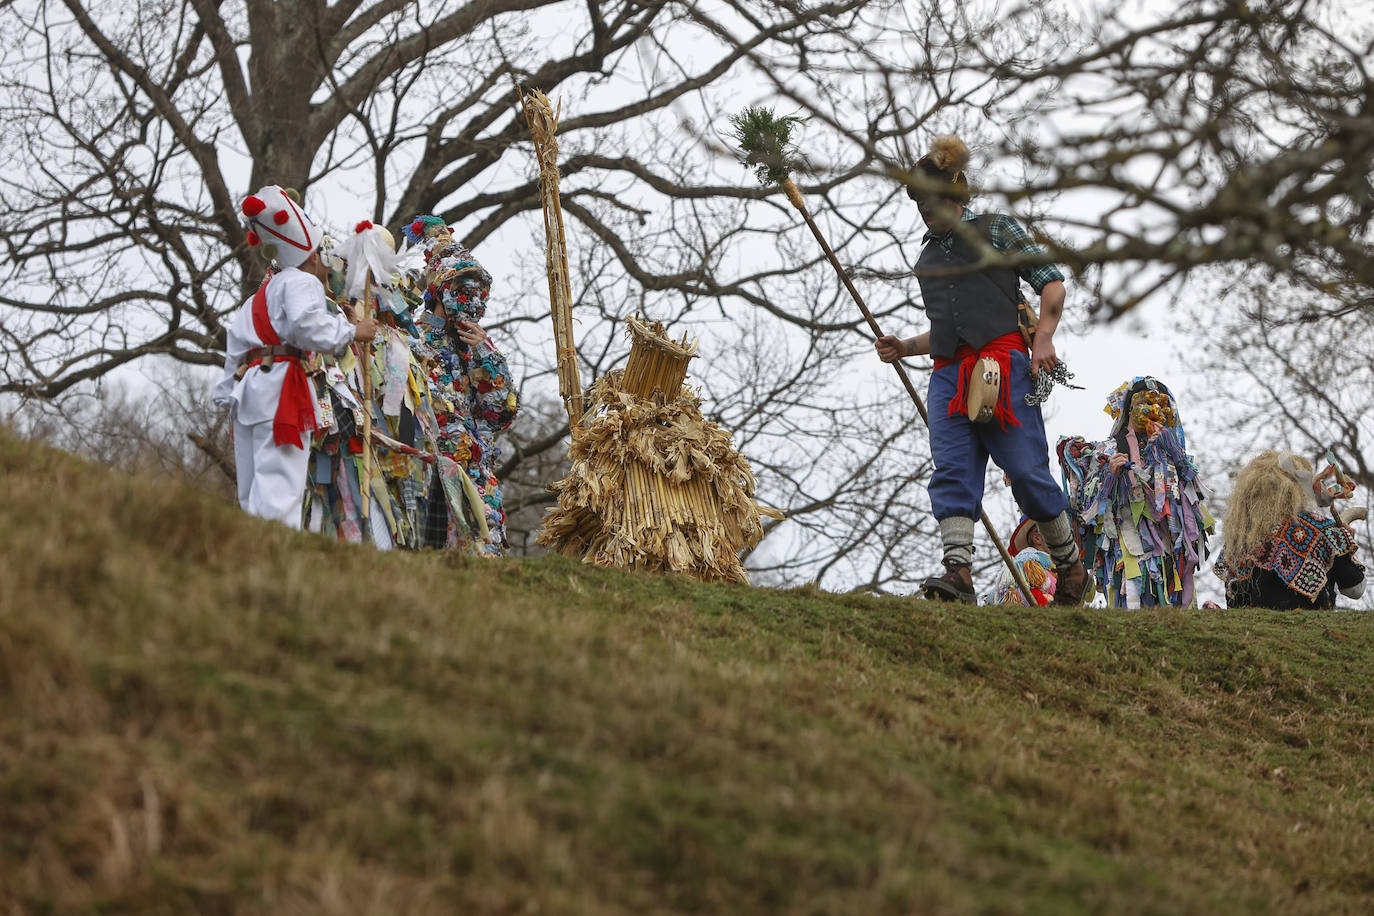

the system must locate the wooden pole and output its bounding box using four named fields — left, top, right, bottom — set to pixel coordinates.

left=780, top=177, right=1038, bottom=606
left=358, top=269, right=375, bottom=534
